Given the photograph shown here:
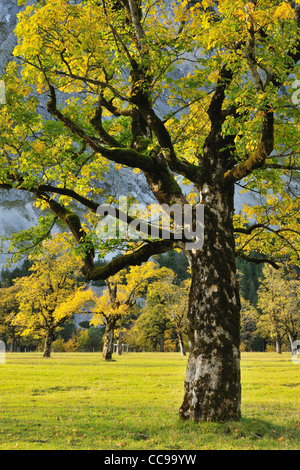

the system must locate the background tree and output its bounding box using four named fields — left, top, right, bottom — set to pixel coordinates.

left=0, top=284, right=24, bottom=351
left=154, top=251, right=190, bottom=284
left=136, top=292, right=171, bottom=352
left=12, top=234, right=95, bottom=357
left=240, top=298, right=260, bottom=351
left=1, top=259, right=32, bottom=288
left=257, top=265, right=300, bottom=352
left=145, top=273, right=189, bottom=355
left=91, top=261, right=169, bottom=359
left=0, top=0, right=300, bottom=421
left=236, top=257, right=264, bottom=307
